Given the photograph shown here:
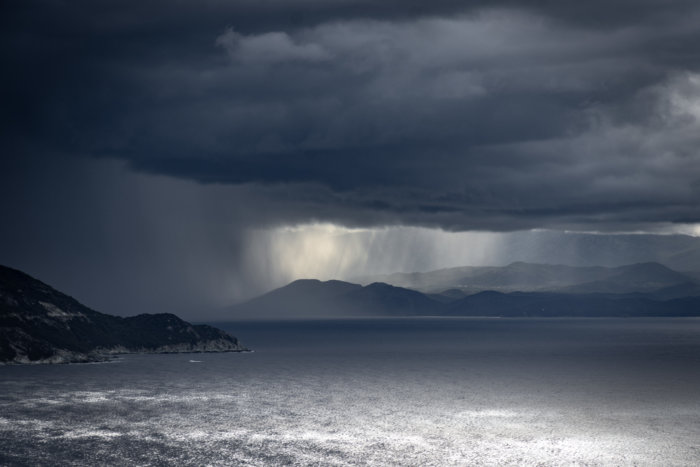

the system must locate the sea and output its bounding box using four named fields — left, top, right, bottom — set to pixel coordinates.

left=1, top=318, right=700, bottom=466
